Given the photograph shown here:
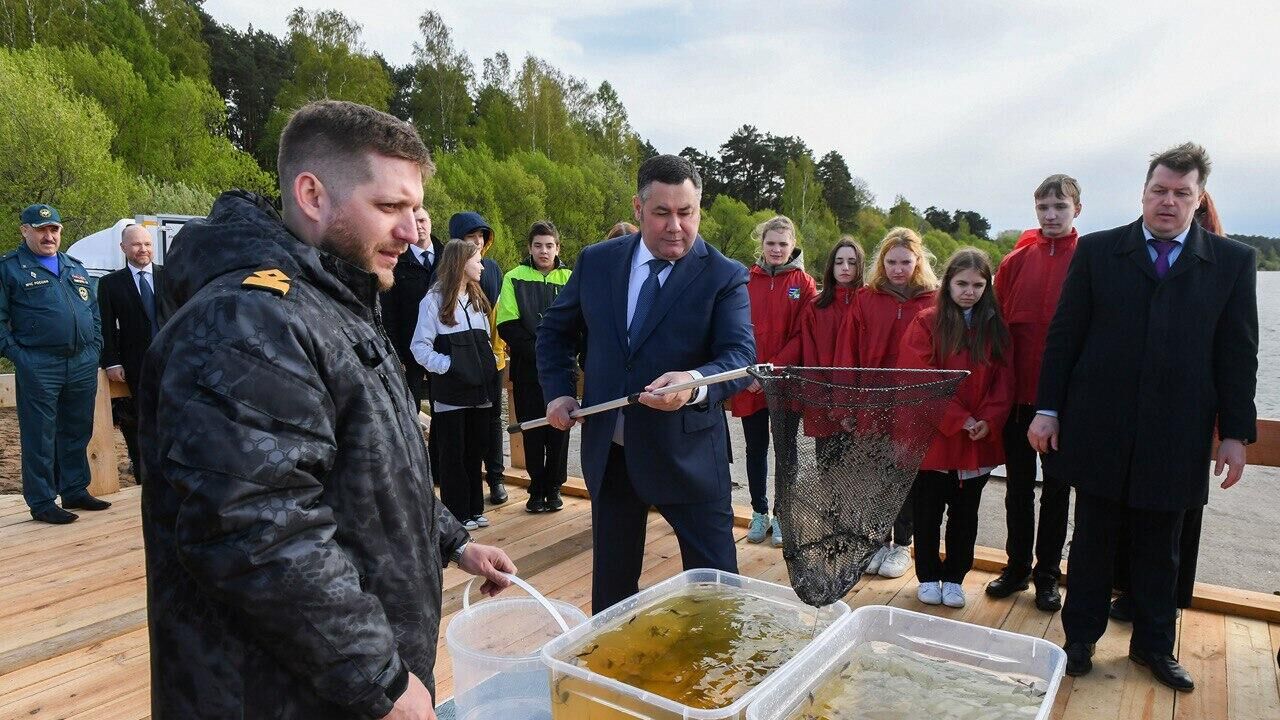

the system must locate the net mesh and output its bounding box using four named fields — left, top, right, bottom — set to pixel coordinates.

left=750, top=366, right=968, bottom=607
